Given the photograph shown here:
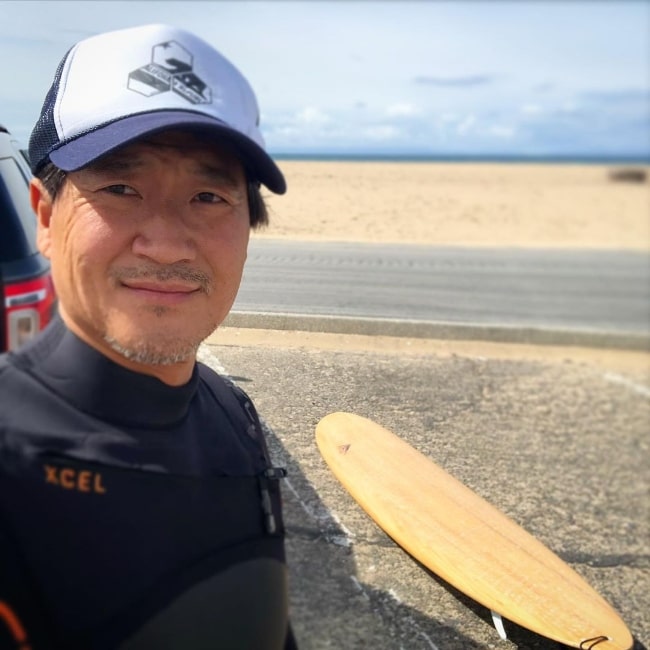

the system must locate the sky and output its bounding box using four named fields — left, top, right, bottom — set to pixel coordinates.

left=1, top=0, right=648, bottom=159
